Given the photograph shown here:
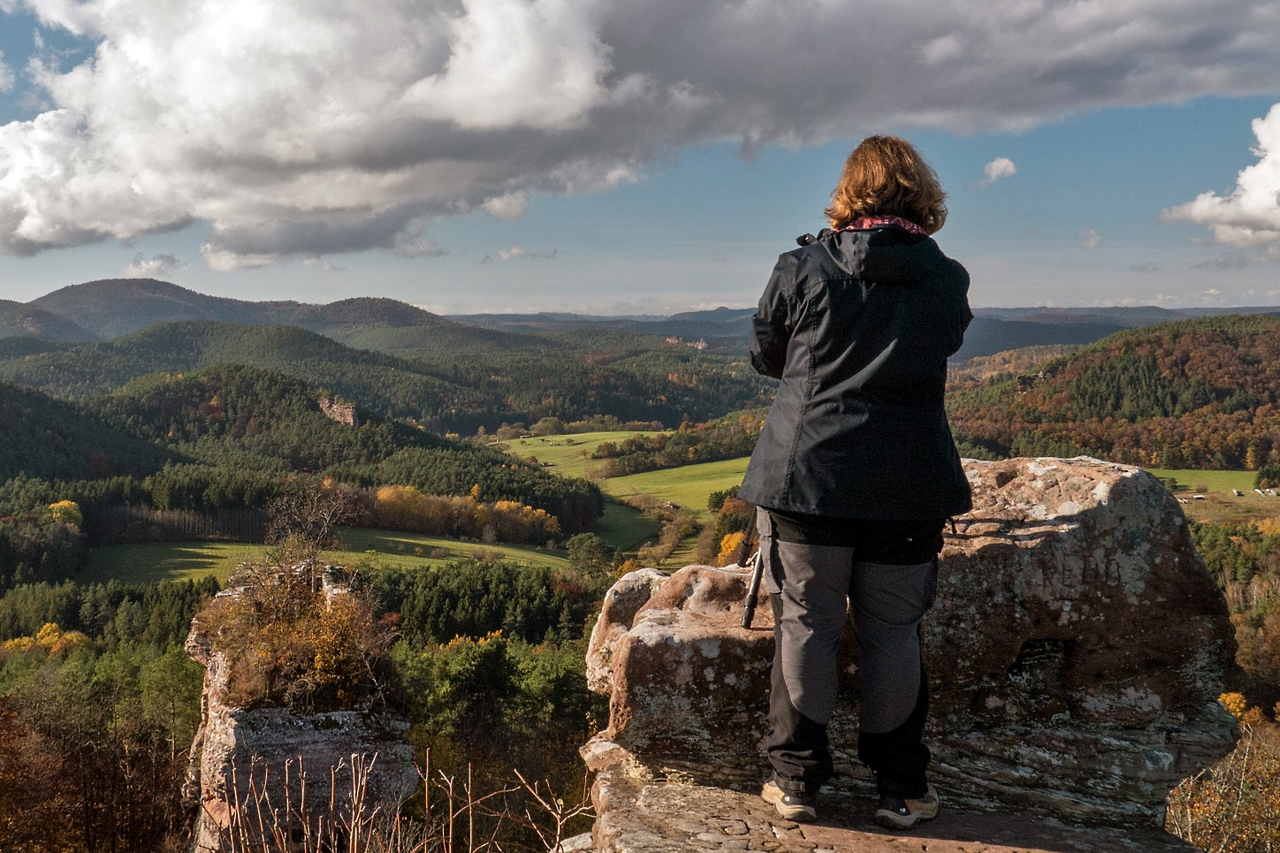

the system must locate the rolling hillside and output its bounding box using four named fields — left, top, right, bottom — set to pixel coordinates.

left=0, top=321, right=472, bottom=419
left=946, top=314, right=1280, bottom=469
left=29, top=279, right=296, bottom=338
left=23, top=278, right=1280, bottom=370
left=0, top=300, right=97, bottom=343
left=0, top=315, right=773, bottom=431
left=0, top=381, right=173, bottom=481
